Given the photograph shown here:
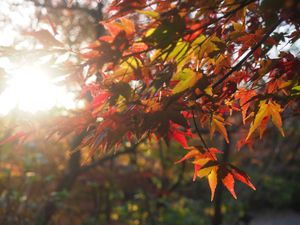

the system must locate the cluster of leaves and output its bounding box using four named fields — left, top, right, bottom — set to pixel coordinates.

left=3, top=0, right=300, bottom=200
left=176, top=146, right=255, bottom=200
